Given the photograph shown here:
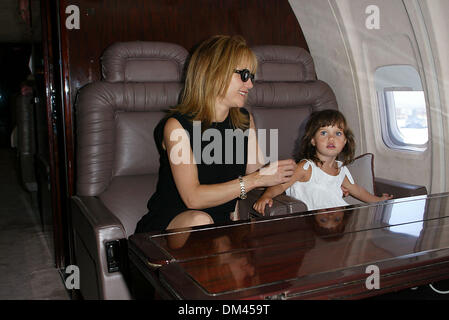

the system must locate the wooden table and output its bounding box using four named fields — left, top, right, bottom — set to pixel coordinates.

left=128, top=192, right=449, bottom=299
